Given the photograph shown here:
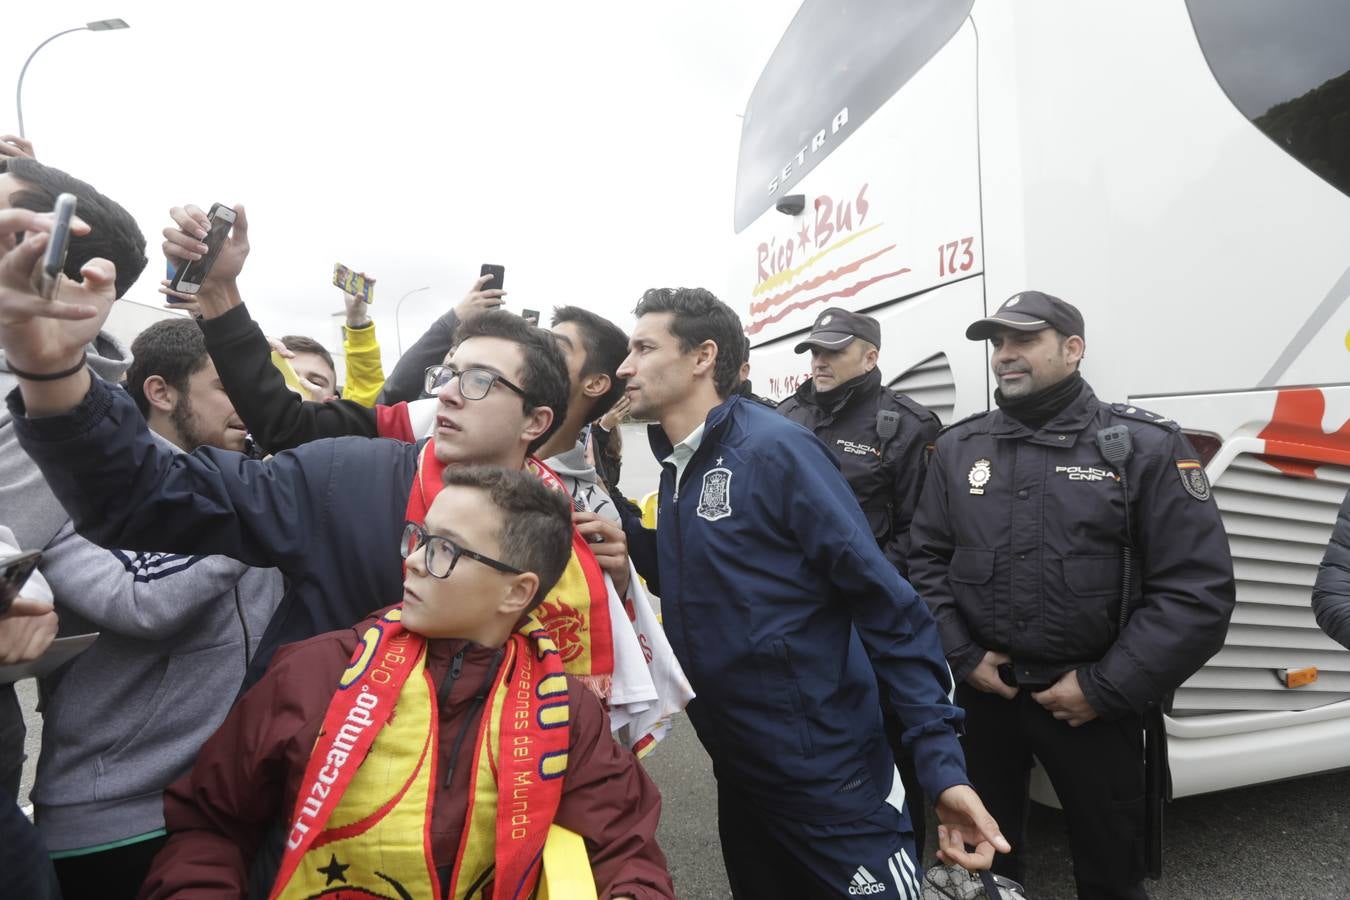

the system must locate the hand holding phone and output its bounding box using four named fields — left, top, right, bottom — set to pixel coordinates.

left=168, top=203, right=238, bottom=295
left=479, top=264, right=505, bottom=292
left=36, top=193, right=77, bottom=300
left=333, top=264, right=375, bottom=303
left=455, top=269, right=508, bottom=322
